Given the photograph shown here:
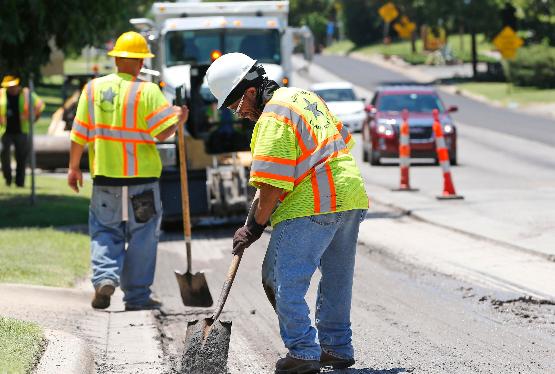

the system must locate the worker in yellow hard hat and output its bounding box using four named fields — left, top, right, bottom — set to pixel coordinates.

left=0, top=75, right=44, bottom=187
left=68, top=31, right=189, bottom=311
